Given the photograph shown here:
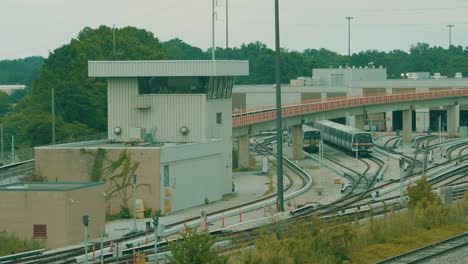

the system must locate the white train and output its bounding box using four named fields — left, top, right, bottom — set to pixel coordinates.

left=316, top=120, right=373, bottom=154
